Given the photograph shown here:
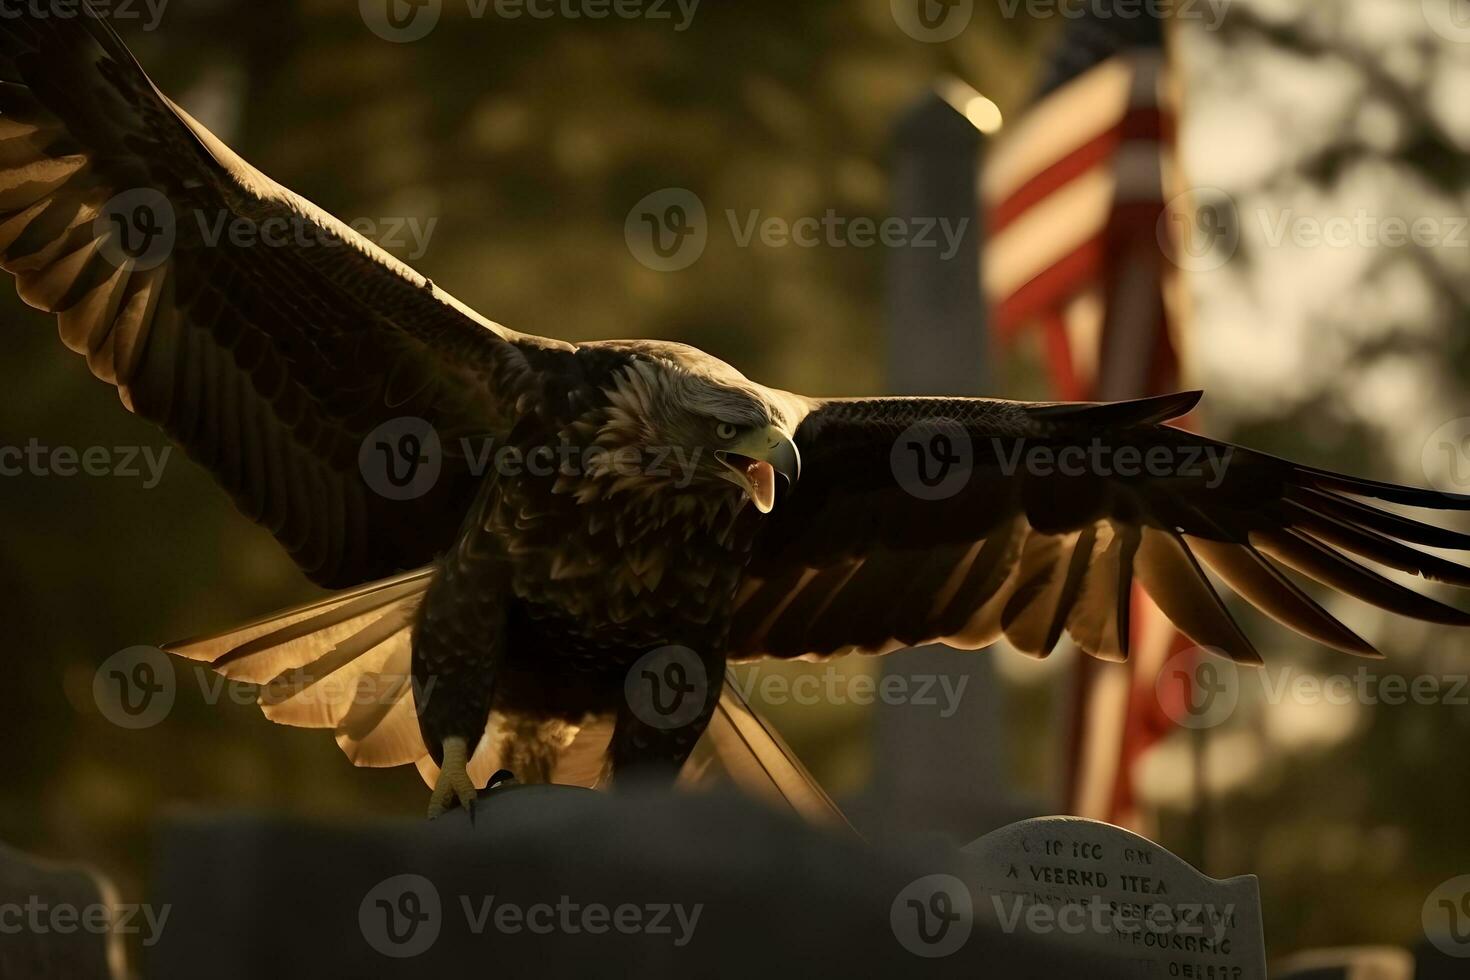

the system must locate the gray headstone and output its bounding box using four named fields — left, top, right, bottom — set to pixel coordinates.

left=960, top=816, right=1267, bottom=979
left=0, top=842, right=123, bottom=980
left=149, top=787, right=1146, bottom=979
